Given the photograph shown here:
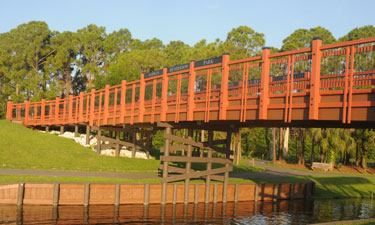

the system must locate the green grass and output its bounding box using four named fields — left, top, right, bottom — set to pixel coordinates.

left=0, top=174, right=161, bottom=184
left=0, top=120, right=160, bottom=173
left=268, top=161, right=375, bottom=177
left=0, top=120, right=262, bottom=175
left=0, top=174, right=254, bottom=184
